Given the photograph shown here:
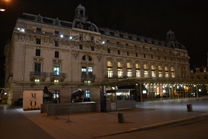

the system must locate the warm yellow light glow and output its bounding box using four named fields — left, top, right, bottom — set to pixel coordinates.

left=0, top=8, right=5, bottom=12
